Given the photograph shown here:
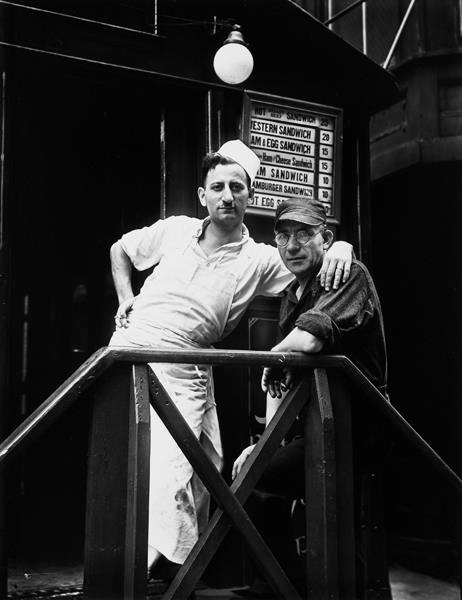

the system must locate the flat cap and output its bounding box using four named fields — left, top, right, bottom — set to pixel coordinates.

left=275, top=197, right=327, bottom=228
